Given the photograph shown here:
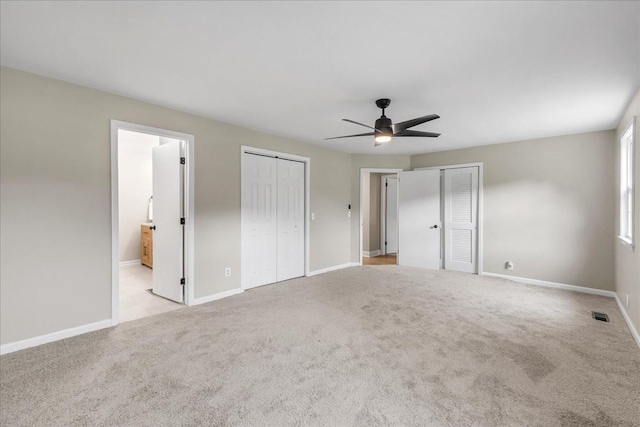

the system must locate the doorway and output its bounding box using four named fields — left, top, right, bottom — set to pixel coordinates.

left=110, top=121, right=195, bottom=325
left=359, top=168, right=403, bottom=266
left=240, top=146, right=310, bottom=289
